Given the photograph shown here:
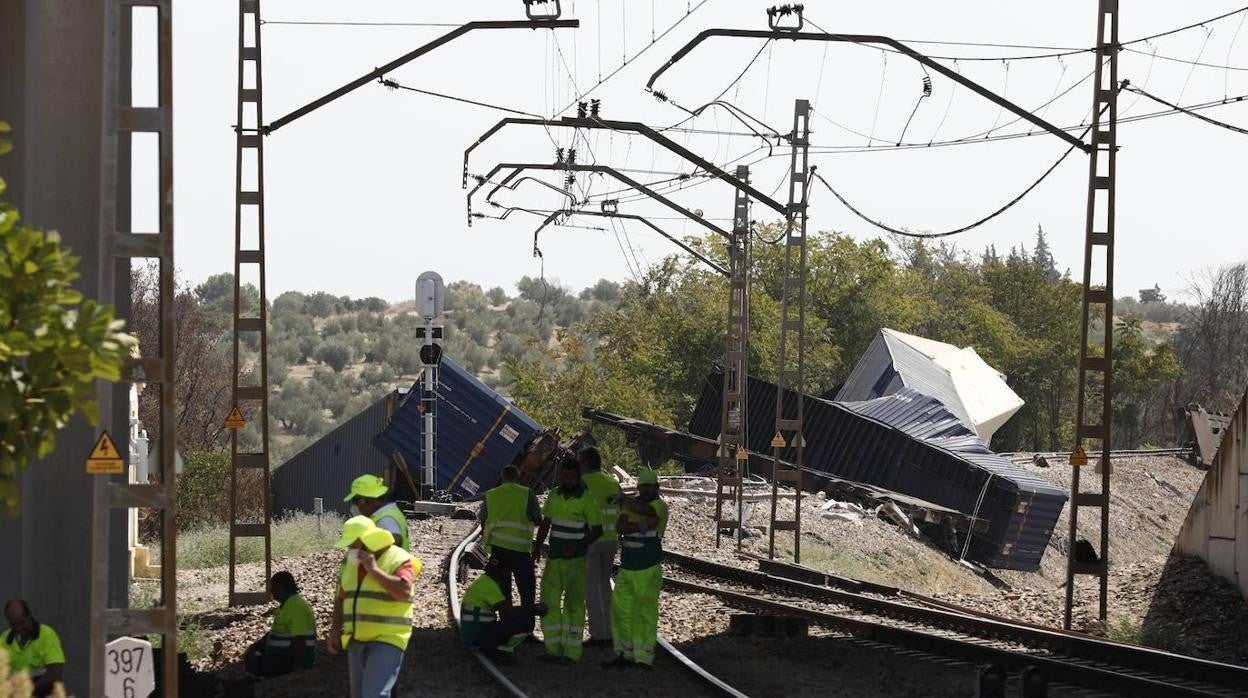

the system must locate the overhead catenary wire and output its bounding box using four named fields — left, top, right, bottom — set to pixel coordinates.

left=552, top=0, right=711, bottom=117
left=799, top=7, right=1248, bottom=62
left=379, top=78, right=544, bottom=117
left=1124, top=83, right=1248, bottom=135
left=811, top=118, right=1100, bottom=239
